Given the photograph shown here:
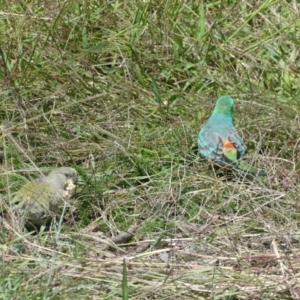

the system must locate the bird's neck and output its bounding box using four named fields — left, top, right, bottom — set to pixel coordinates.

left=211, top=112, right=233, bottom=120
